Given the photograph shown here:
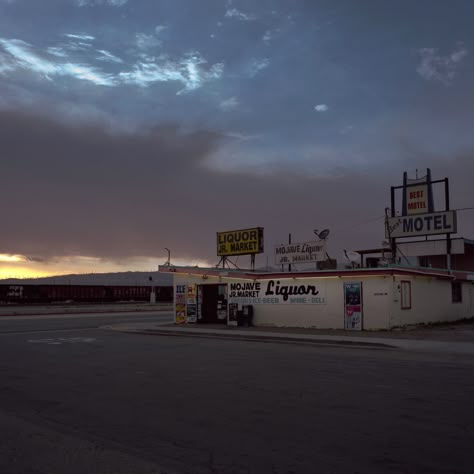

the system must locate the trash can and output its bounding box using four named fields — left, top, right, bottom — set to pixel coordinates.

left=242, top=305, right=254, bottom=327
